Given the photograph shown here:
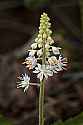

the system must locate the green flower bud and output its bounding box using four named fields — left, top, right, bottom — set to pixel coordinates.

left=43, top=33, right=47, bottom=39
left=34, top=12, right=53, bottom=48
left=38, top=38, right=43, bottom=43
left=35, top=38, right=38, bottom=42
